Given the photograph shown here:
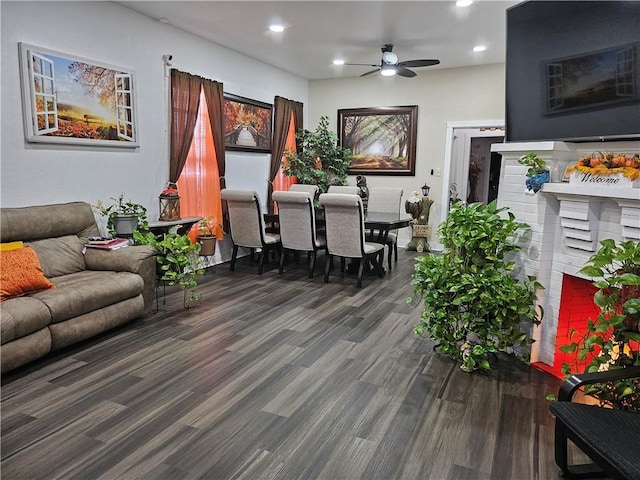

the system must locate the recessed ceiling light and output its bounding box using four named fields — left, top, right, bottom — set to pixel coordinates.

left=456, top=0, right=473, bottom=7
left=158, top=17, right=169, bottom=24
left=269, top=24, right=285, bottom=33
left=333, top=59, right=345, bottom=66
left=473, top=45, right=487, bottom=52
